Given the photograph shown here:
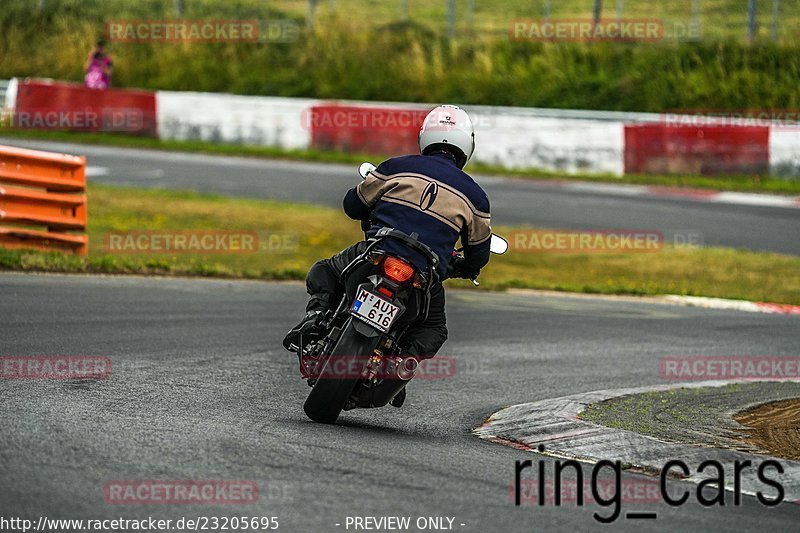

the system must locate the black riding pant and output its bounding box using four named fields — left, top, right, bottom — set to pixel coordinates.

left=305, top=243, right=447, bottom=358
